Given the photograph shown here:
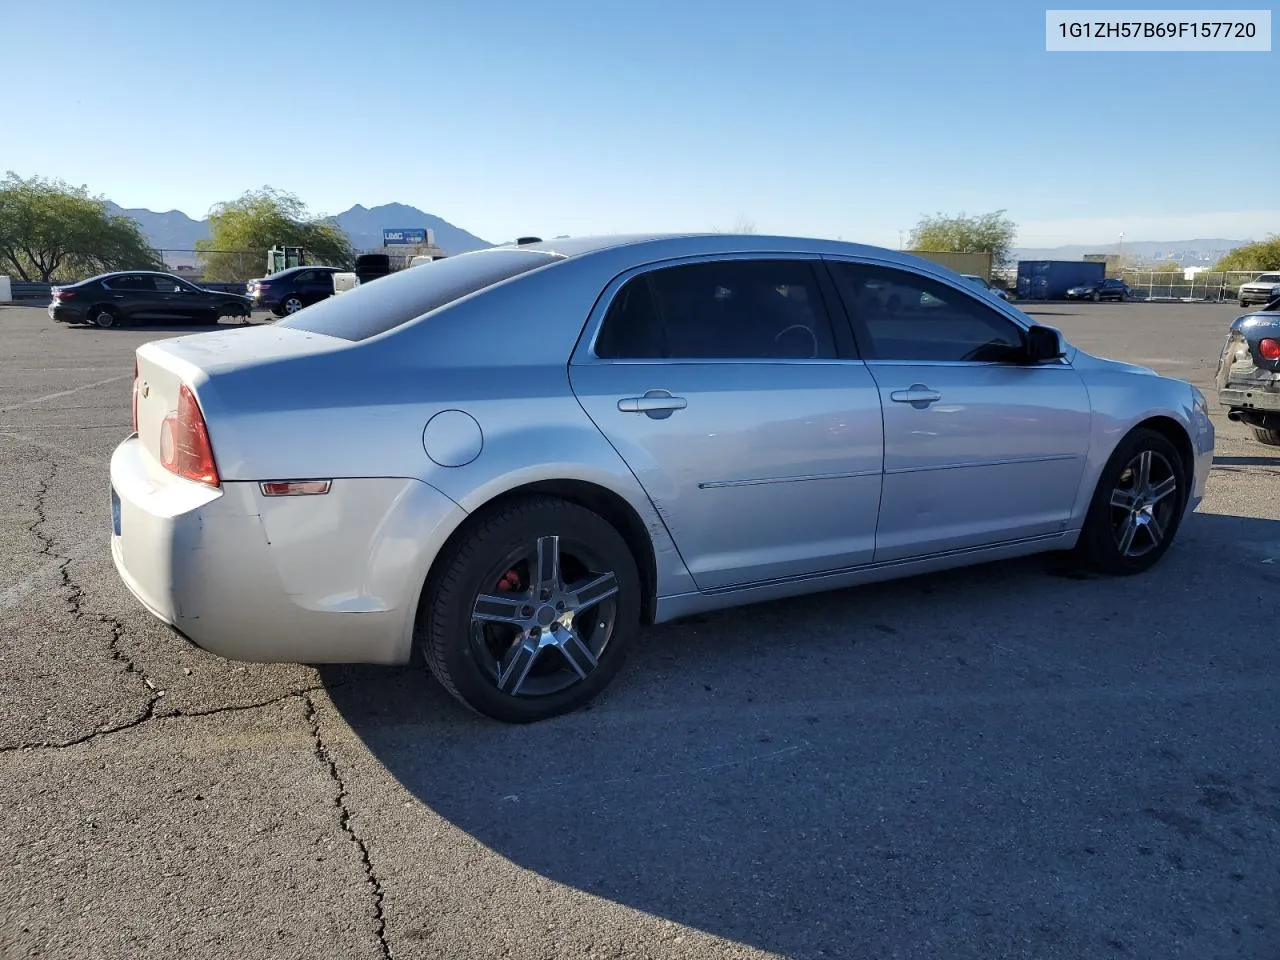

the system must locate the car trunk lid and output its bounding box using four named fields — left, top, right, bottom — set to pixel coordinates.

left=132, top=324, right=352, bottom=470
